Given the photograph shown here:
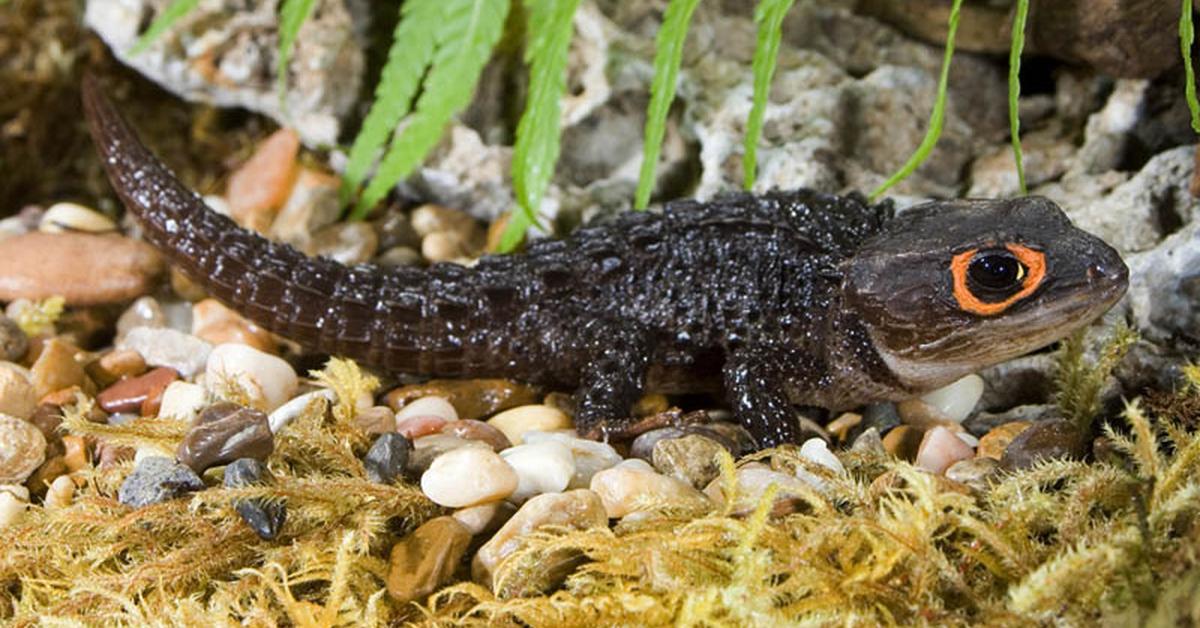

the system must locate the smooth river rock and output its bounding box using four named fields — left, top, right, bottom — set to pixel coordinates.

left=0, top=232, right=163, bottom=305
